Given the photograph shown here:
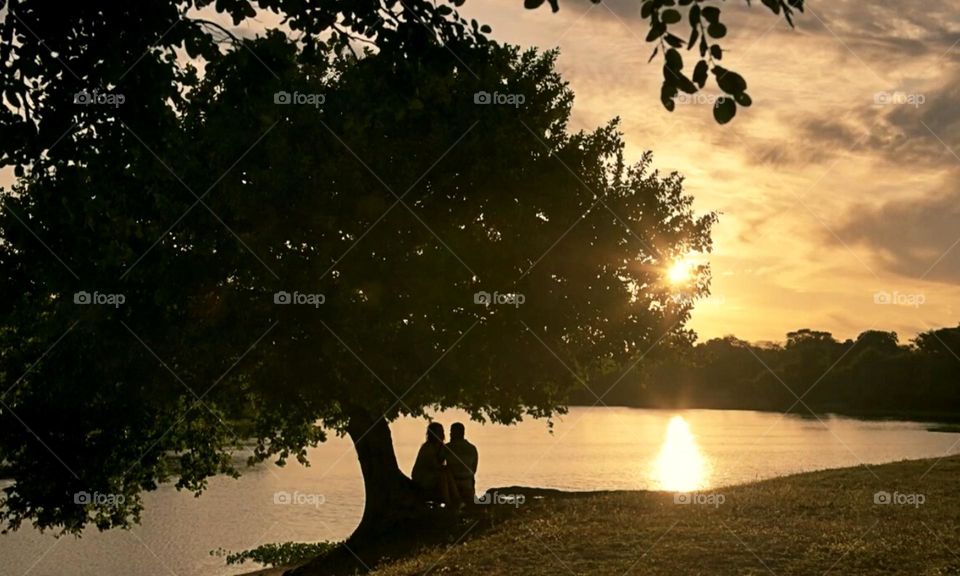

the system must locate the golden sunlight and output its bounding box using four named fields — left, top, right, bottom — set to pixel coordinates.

left=654, top=415, right=708, bottom=492
left=666, top=259, right=695, bottom=285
